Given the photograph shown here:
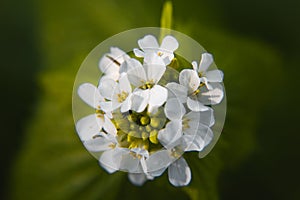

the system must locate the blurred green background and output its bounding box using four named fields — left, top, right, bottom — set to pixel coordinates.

left=1, top=0, right=299, bottom=199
